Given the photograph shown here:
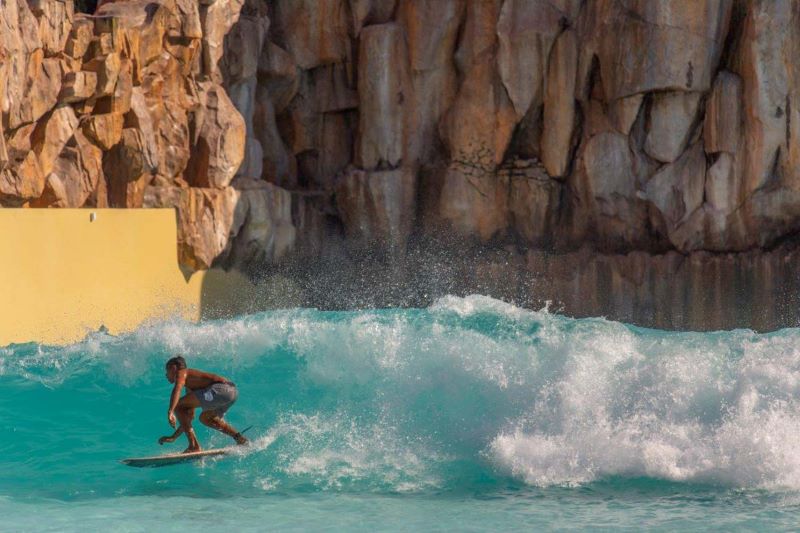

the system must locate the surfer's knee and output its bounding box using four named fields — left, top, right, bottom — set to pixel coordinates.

left=199, top=411, right=218, bottom=426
